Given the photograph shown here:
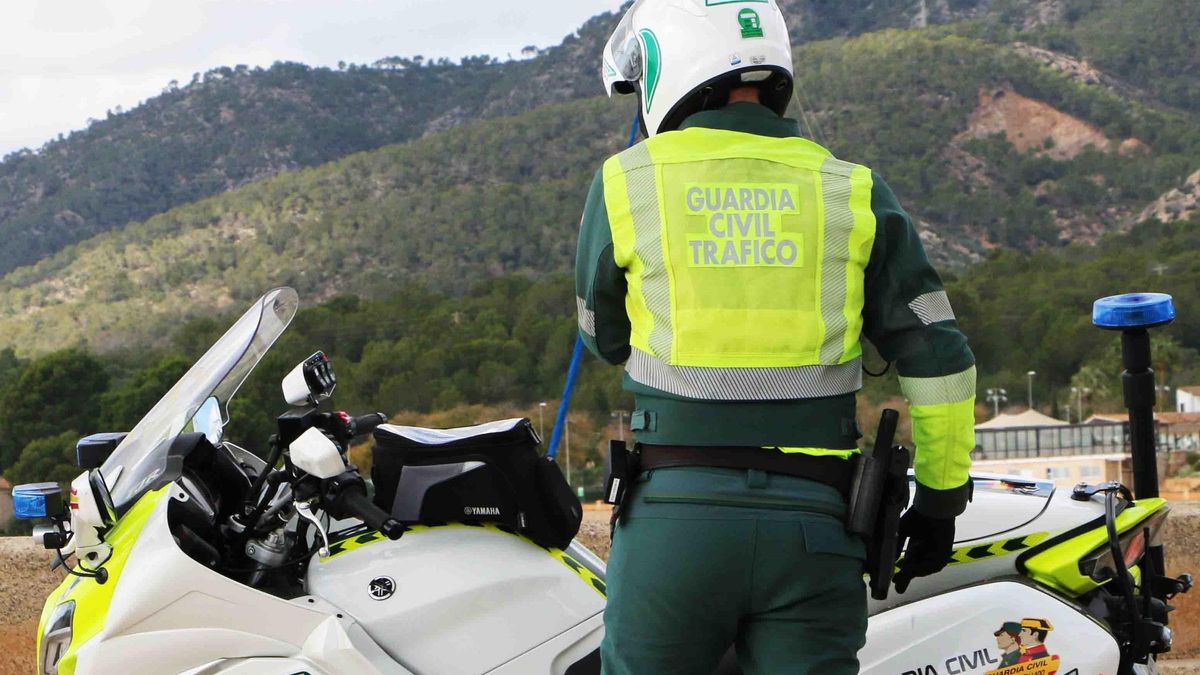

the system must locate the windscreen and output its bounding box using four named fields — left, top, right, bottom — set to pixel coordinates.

left=101, top=288, right=299, bottom=511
